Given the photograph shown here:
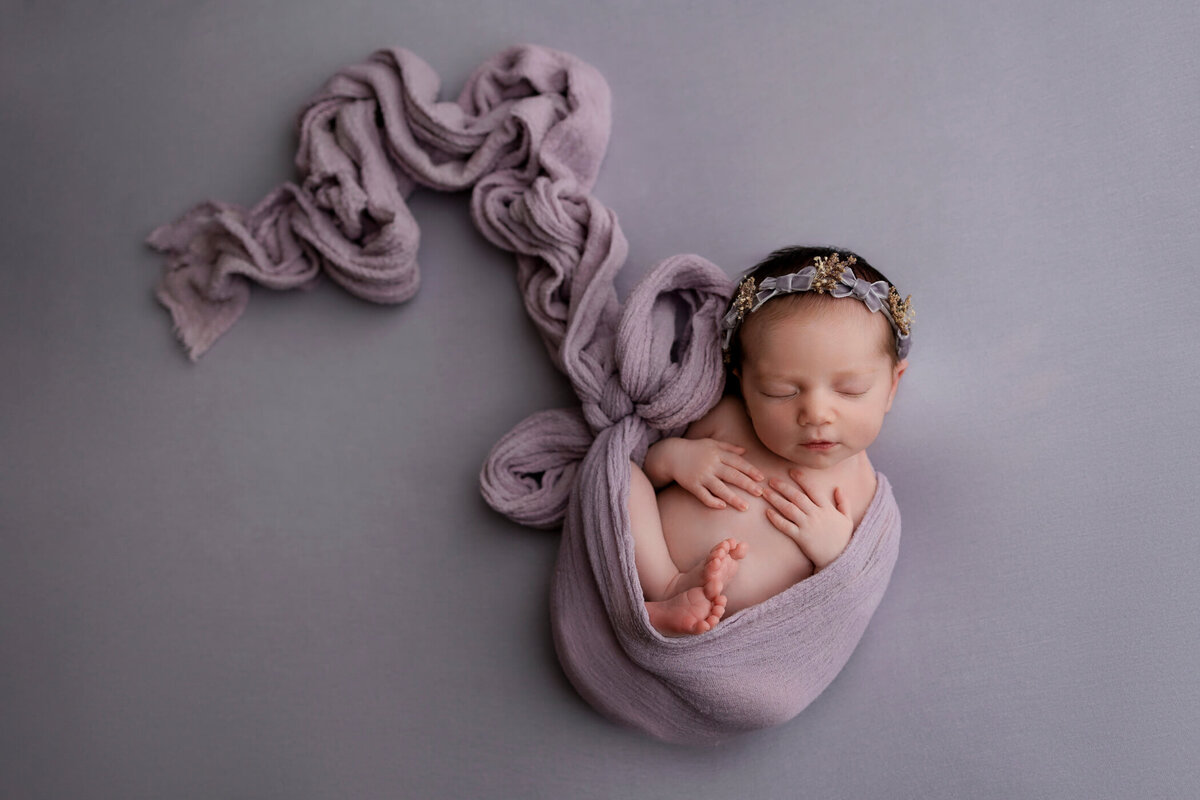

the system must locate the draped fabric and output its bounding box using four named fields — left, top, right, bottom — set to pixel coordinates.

left=147, top=44, right=901, bottom=744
